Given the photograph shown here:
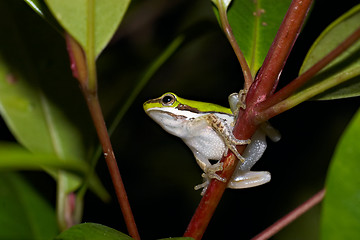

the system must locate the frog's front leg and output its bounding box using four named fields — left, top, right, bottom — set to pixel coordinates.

left=203, top=114, right=250, bottom=163
left=193, top=151, right=225, bottom=182
left=228, top=90, right=247, bottom=117
left=193, top=152, right=225, bottom=195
